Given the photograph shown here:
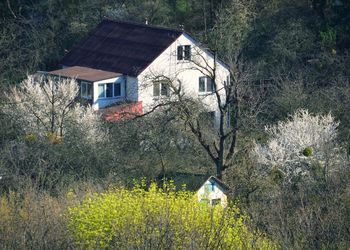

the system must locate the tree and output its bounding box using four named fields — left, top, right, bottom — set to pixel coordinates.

left=138, top=0, right=261, bottom=180
left=0, top=75, right=110, bottom=189
left=254, top=109, right=345, bottom=182
left=3, top=75, right=103, bottom=142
